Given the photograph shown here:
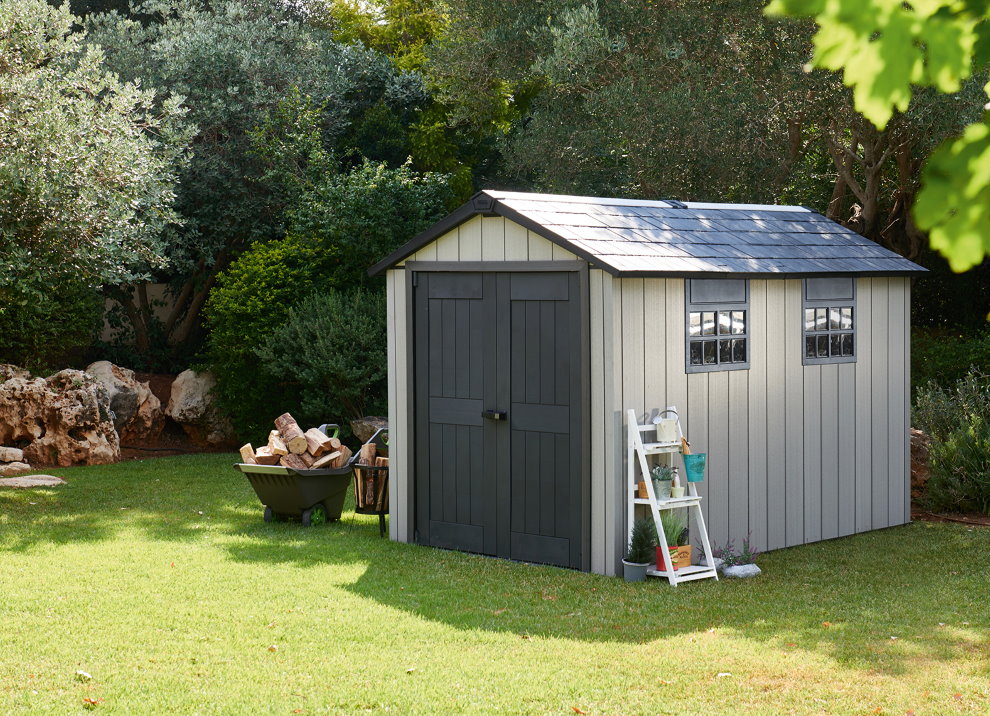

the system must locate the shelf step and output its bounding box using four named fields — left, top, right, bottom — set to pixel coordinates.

left=647, top=565, right=718, bottom=582
left=632, top=496, right=701, bottom=507
left=641, top=442, right=681, bottom=454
